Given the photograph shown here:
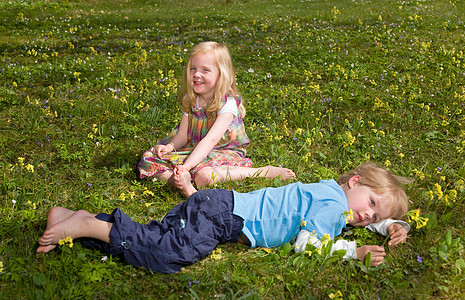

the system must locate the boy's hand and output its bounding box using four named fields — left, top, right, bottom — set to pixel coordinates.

left=356, top=245, right=386, bottom=266
left=387, top=223, right=408, bottom=247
